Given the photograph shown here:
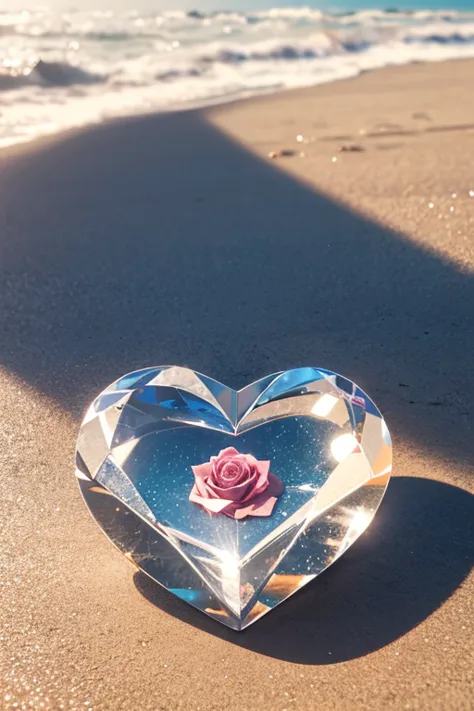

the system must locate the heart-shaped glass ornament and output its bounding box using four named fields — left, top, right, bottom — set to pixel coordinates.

left=76, top=366, right=392, bottom=630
